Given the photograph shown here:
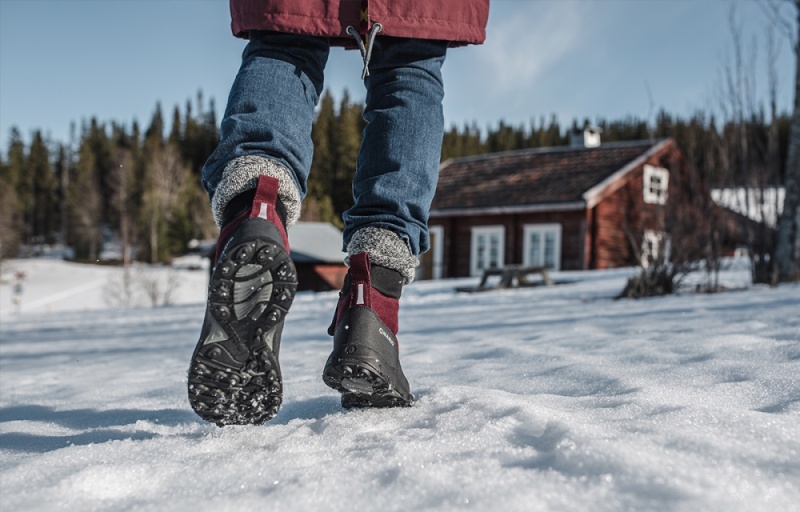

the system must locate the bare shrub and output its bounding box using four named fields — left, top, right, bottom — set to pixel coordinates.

left=137, top=266, right=181, bottom=307
left=103, top=264, right=181, bottom=308
left=618, top=259, right=695, bottom=299
left=103, top=266, right=137, bottom=309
